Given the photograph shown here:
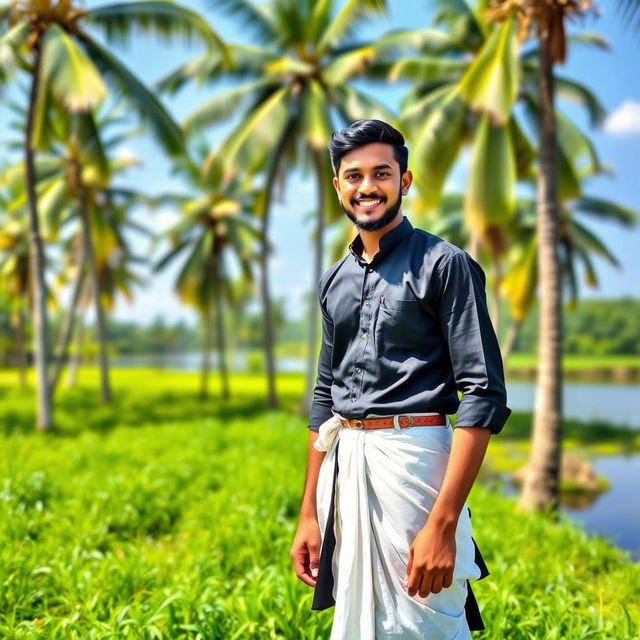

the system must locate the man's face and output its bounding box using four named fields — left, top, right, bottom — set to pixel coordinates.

left=332, top=142, right=412, bottom=232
